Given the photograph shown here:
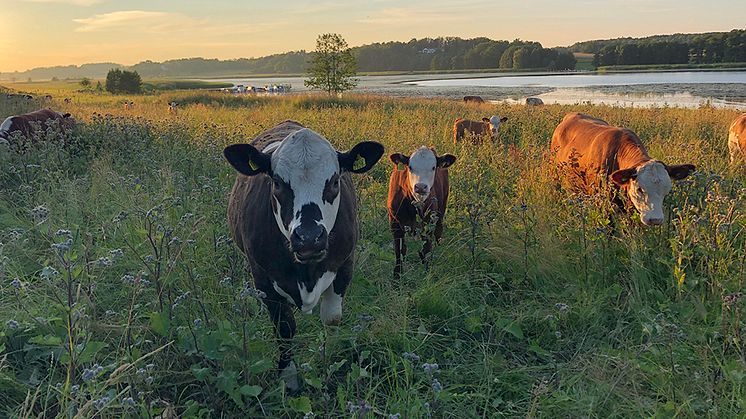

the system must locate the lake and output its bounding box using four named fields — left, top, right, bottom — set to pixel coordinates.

left=204, top=70, right=746, bottom=109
